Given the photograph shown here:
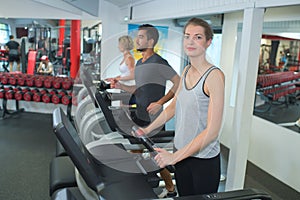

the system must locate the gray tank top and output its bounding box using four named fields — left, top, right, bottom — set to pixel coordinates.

left=174, top=65, right=220, bottom=158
